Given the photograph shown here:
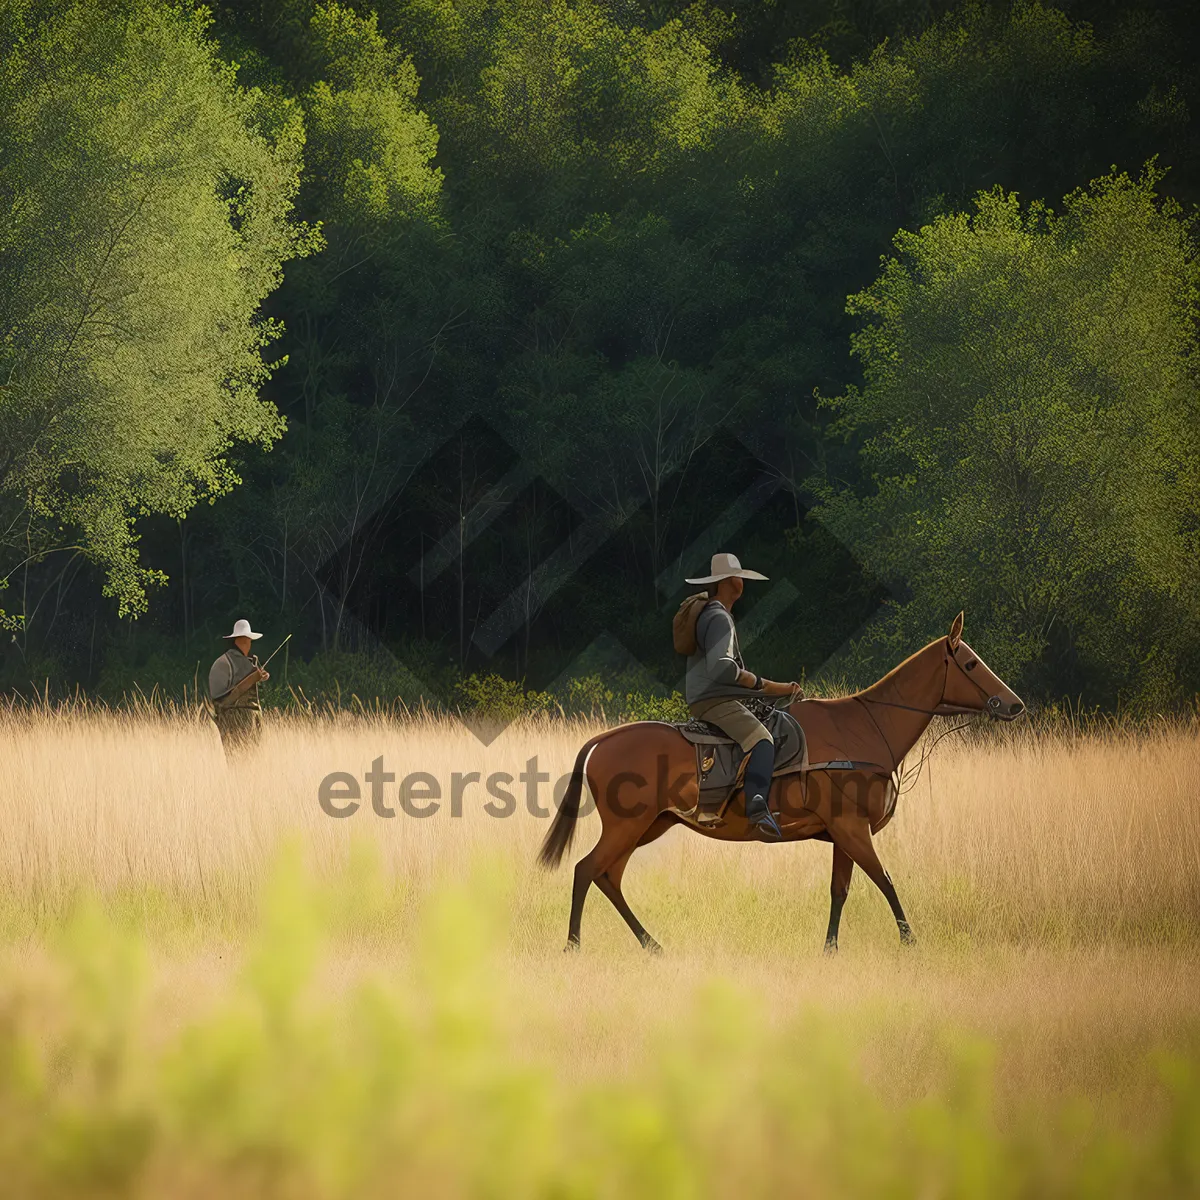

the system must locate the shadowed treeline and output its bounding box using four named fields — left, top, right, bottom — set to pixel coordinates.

left=1, top=0, right=1197, bottom=711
